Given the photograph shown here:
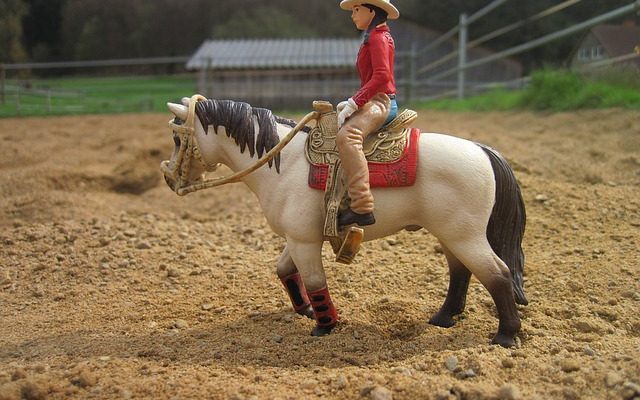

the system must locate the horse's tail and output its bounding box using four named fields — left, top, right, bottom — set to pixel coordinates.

left=477, top=144, right=528, bottom=305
